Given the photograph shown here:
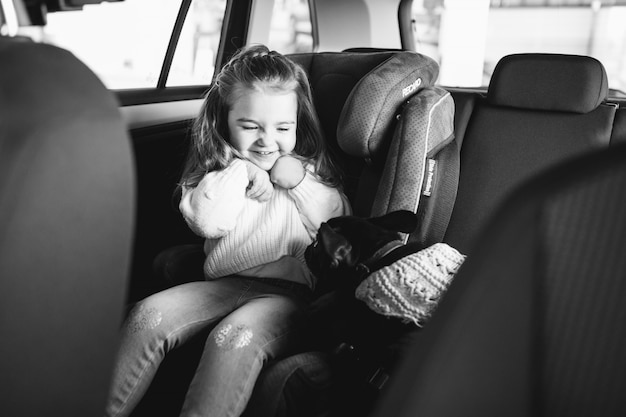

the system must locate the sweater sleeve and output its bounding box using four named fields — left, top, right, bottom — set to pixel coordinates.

left=288, top=170, right=352, bottom=238
left=179, top=159, right=249, bottom=238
